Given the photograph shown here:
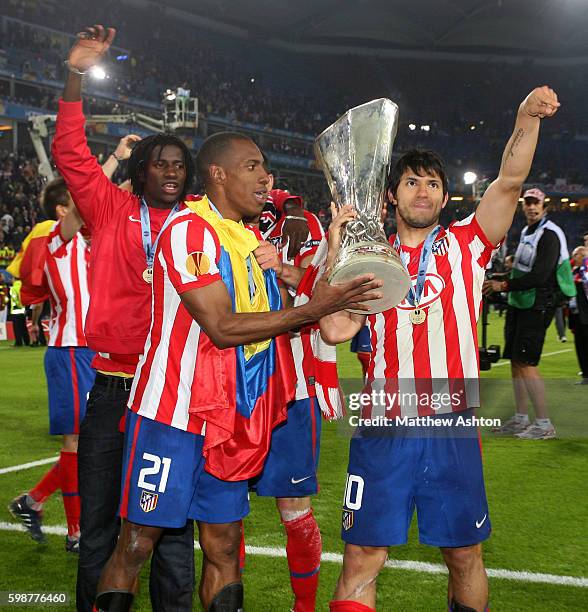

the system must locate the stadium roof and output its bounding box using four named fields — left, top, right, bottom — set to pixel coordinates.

left=157, top=0, right=588, bottom=63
